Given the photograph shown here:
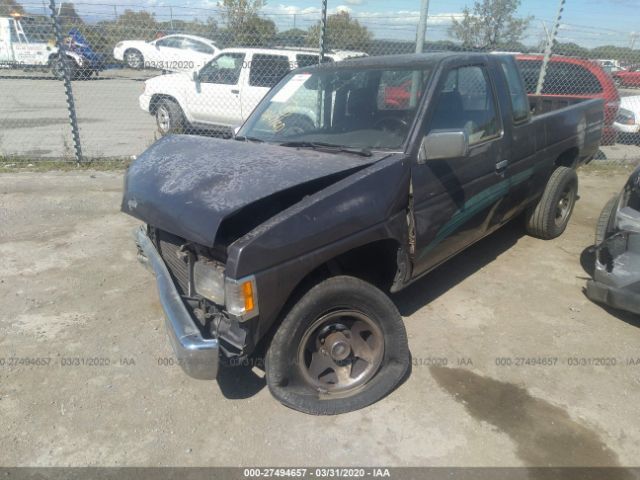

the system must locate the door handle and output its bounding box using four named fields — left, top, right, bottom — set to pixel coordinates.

left=495, top=160, right=508, bottom=175
left=230, top=89, right=239, bottom=94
